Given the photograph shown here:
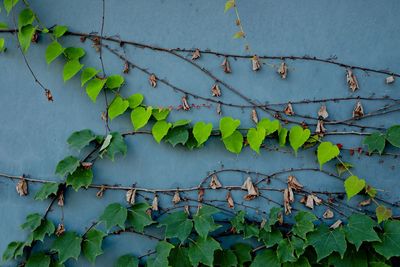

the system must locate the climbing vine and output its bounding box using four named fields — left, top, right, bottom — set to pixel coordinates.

left=0, top=0, right=400, bottom=266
